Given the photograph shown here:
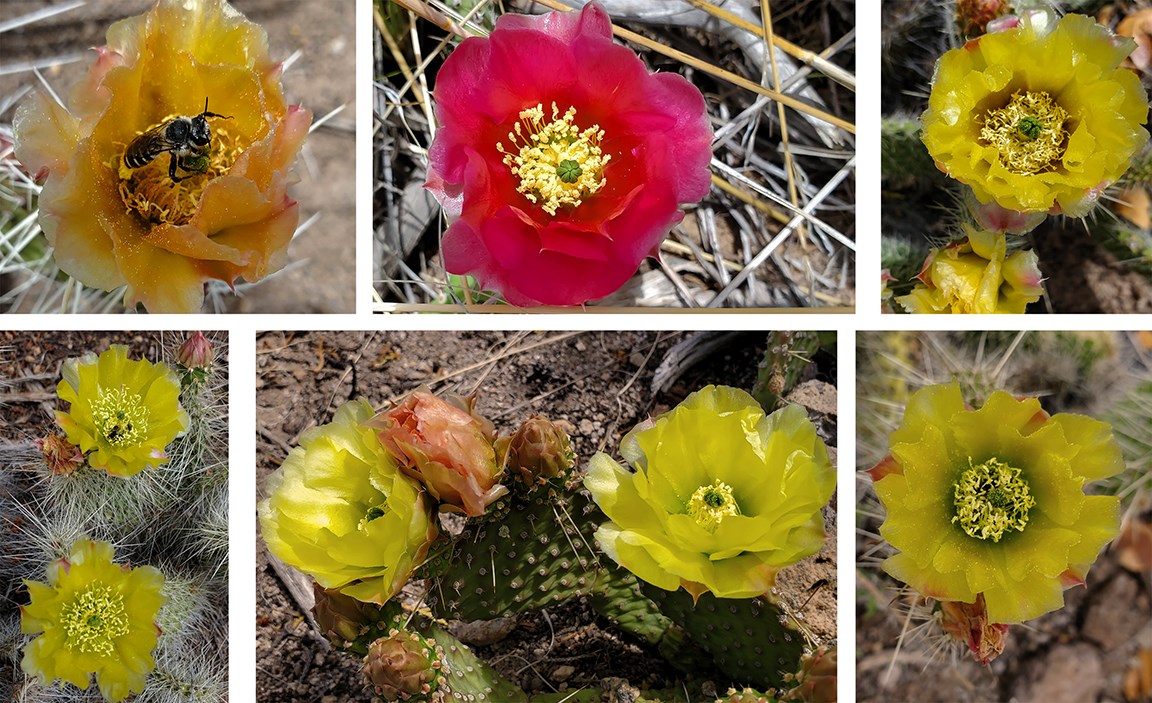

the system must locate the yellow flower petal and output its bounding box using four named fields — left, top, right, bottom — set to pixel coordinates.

left=922, top=11, right=1149, bottom=215
left=20, top=539, right=166, bottom=703
left=585, top=386, right=834, bottom=599
left=55, top=345, right=189, bottom=477
left=870, top=382, right=1124, bottom=623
